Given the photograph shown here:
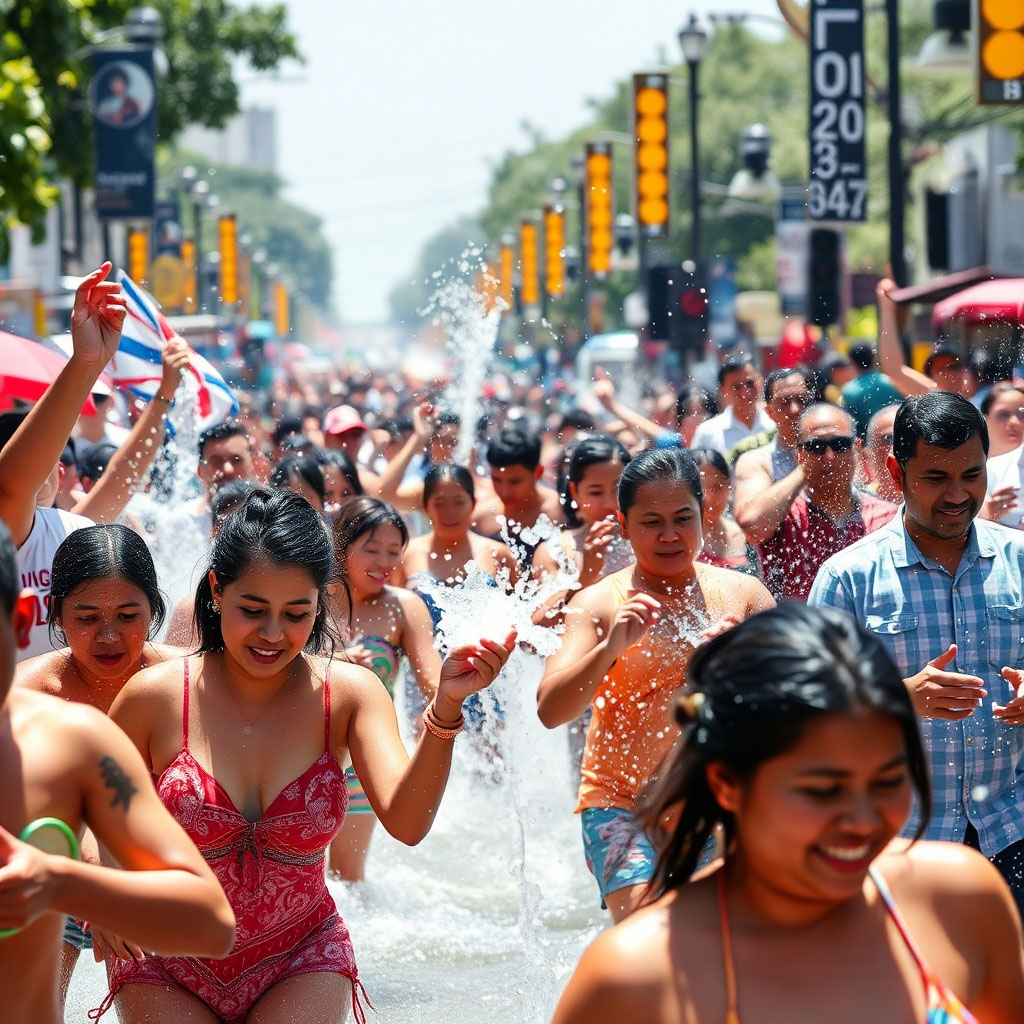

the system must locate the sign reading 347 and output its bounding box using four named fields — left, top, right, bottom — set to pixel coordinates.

left=808, top=0, right=866, bottom=222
